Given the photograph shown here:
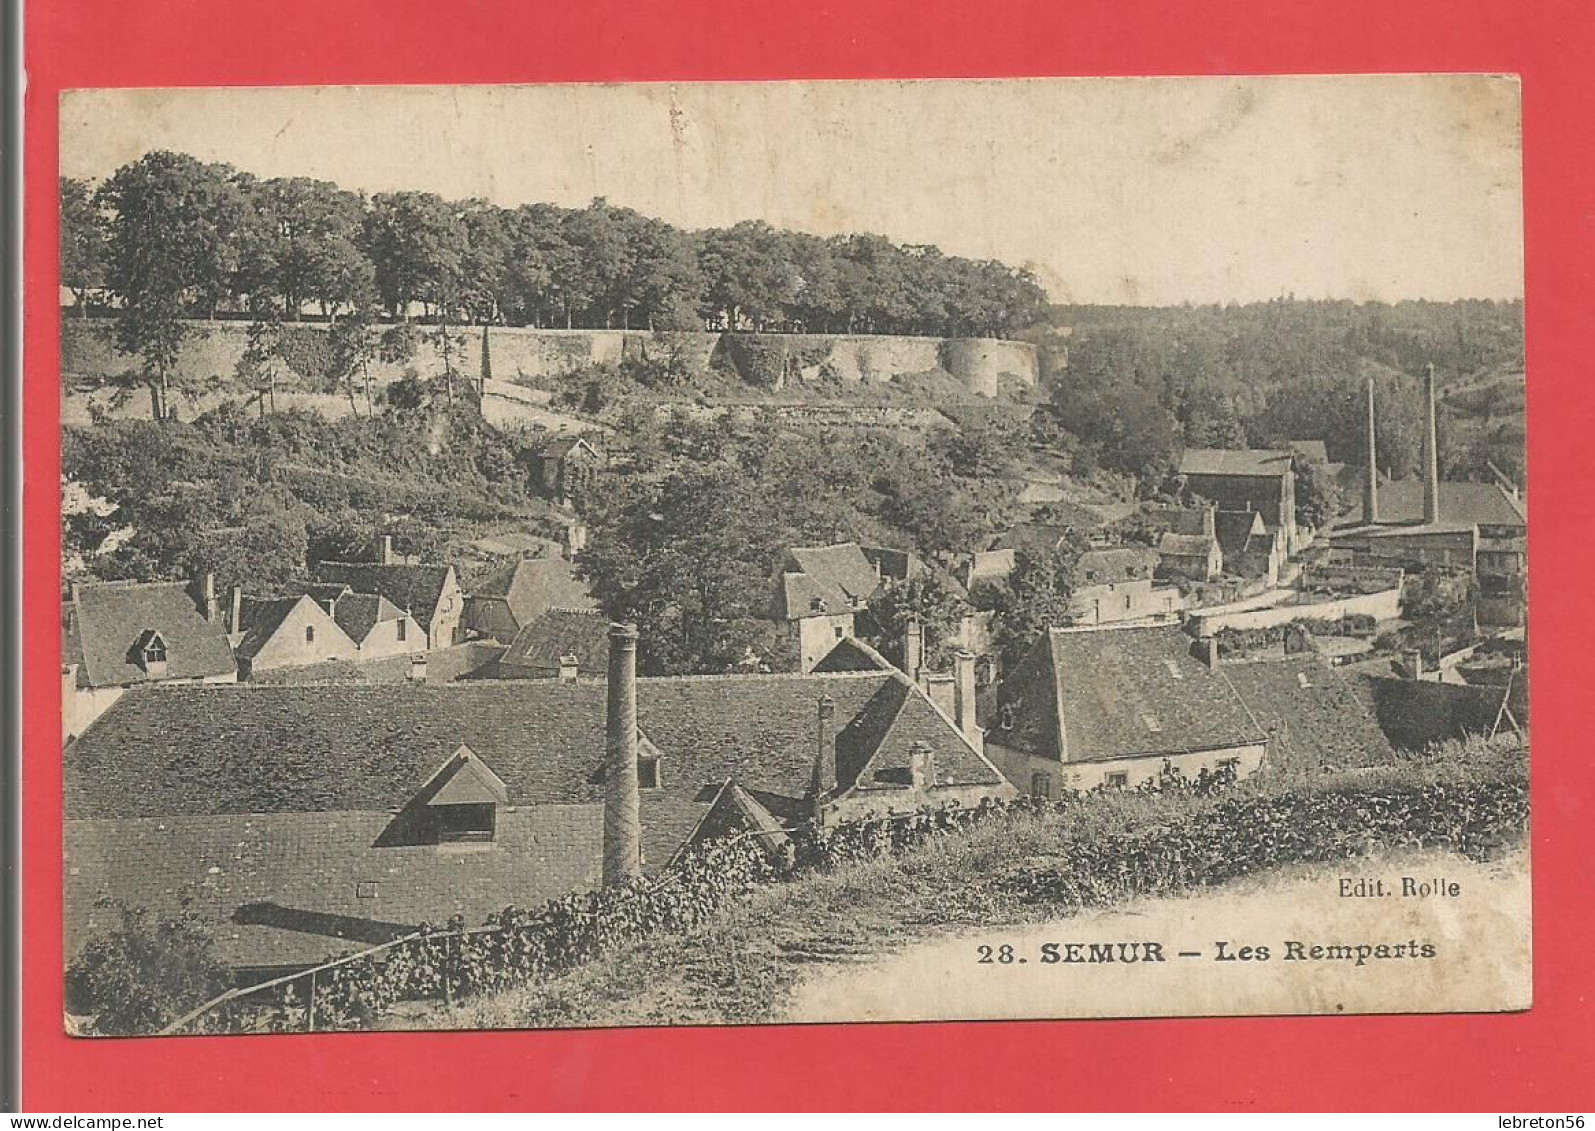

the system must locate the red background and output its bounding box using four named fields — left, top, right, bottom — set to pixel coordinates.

left=21, top=0, right=1595, bottom=1111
